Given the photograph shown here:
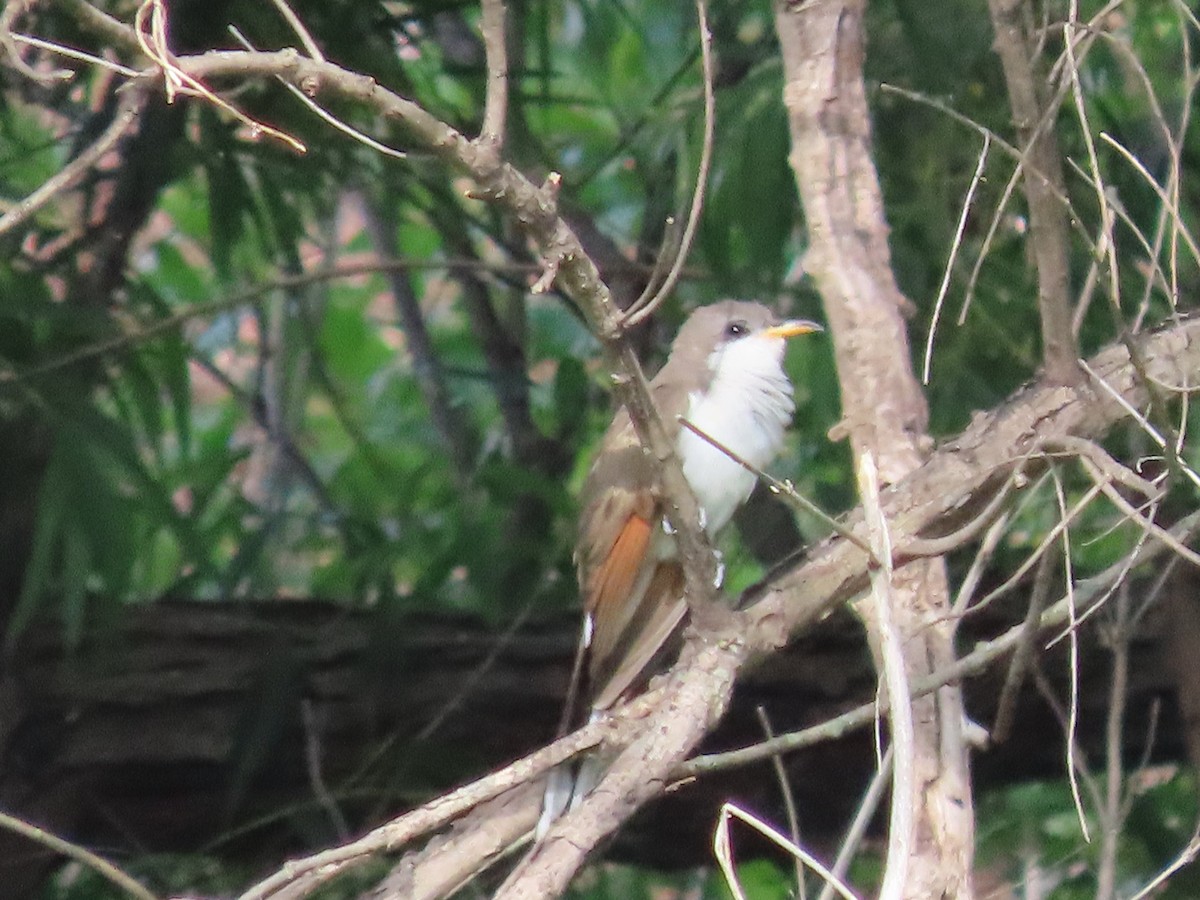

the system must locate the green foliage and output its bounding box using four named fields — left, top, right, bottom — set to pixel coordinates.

left=2, top=0, right=1199, bottom=894
left=978, top=770, right=1200, bottom=899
